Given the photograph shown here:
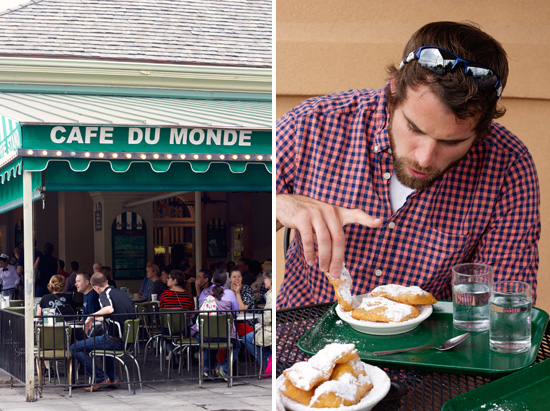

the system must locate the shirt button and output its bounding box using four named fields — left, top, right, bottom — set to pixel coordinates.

left=383, top=172, right=391, bottom=180
left=388, top=148, right=393, bottom=154
left=374, top=145, right=379, bottom=152
left=375, top=269, right=383, bottom=277
left=388, top=221, right=396, bottom=229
